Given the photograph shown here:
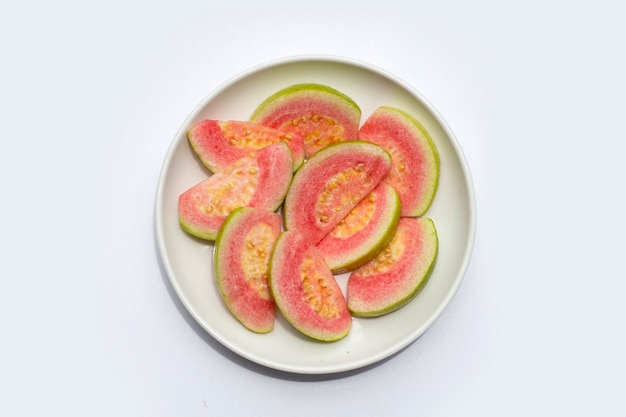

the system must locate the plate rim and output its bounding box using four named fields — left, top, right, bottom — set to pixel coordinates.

left=154, top=54, right=477, bottom=374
